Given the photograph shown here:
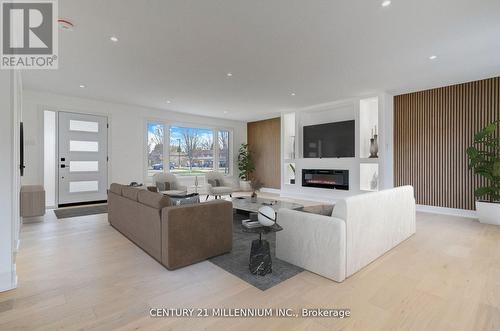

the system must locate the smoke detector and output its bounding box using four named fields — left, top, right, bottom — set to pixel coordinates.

left=58, top=19, right=74, bottom=31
